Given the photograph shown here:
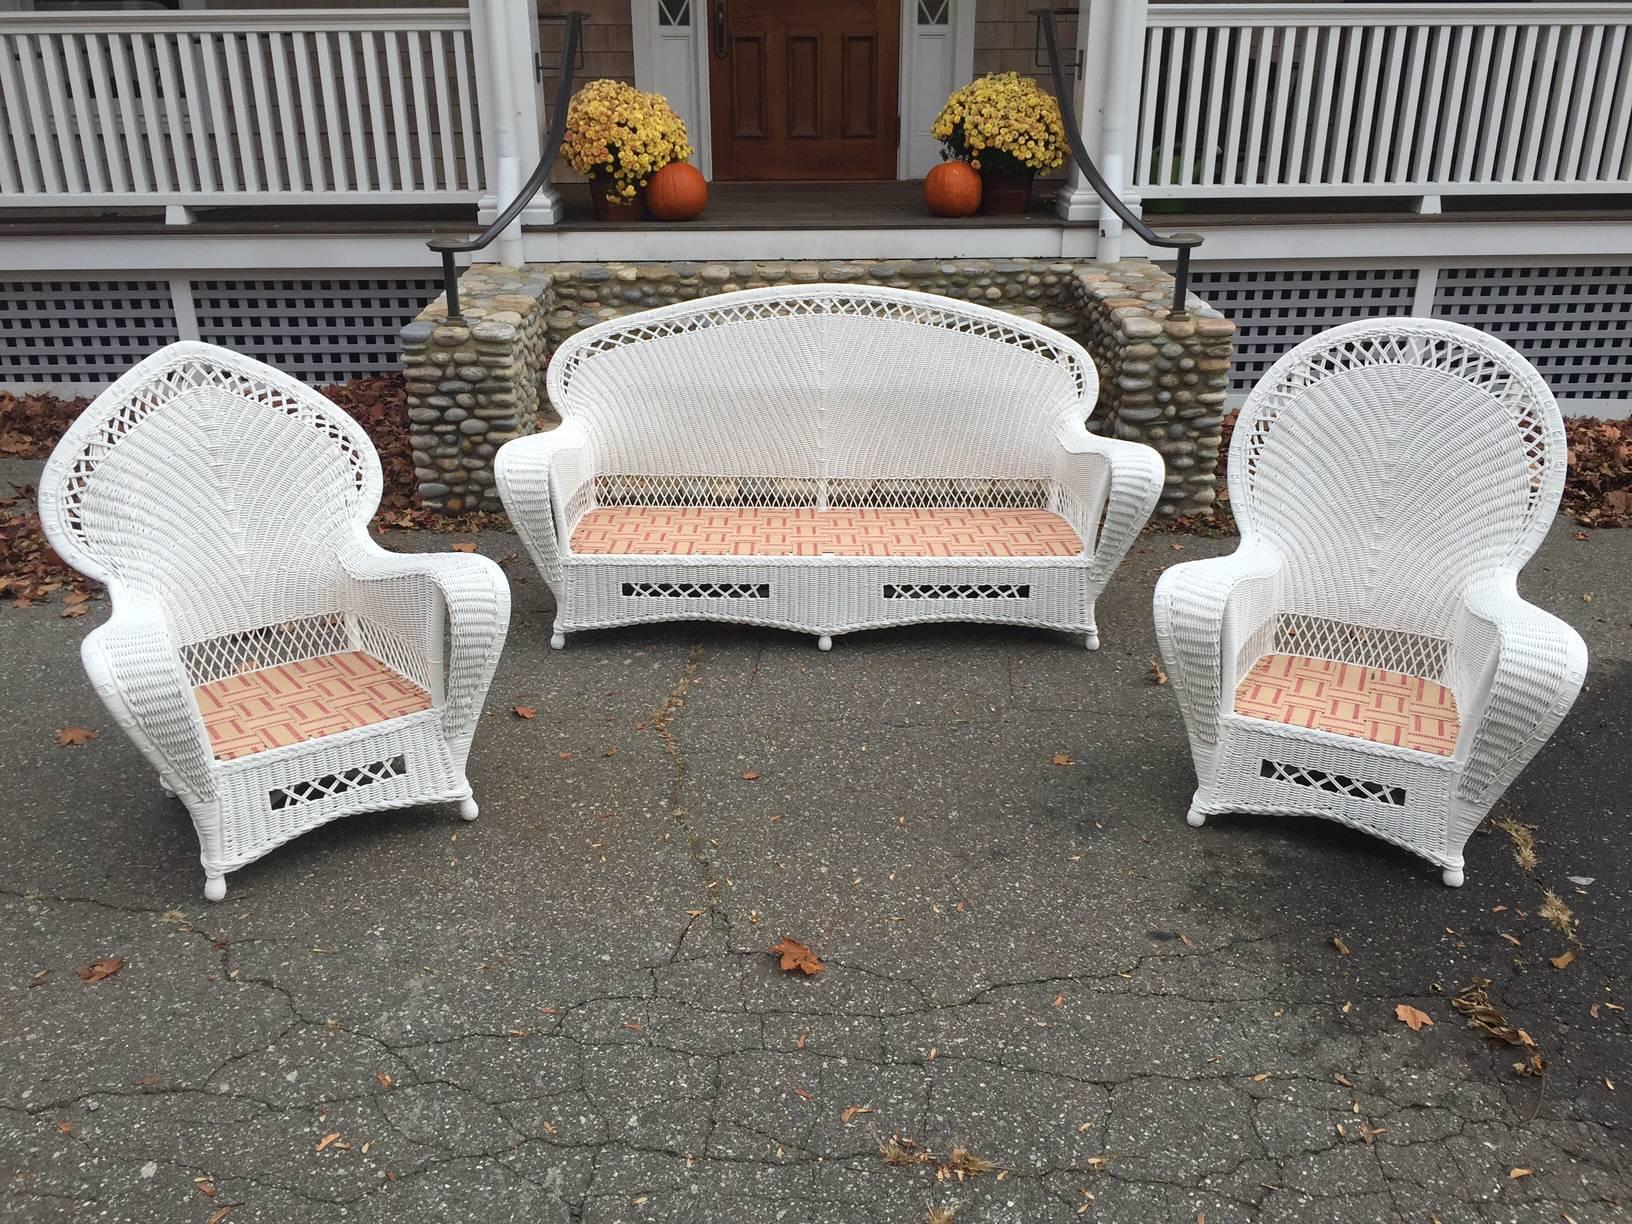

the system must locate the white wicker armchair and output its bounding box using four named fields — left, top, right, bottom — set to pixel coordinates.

left=40, top=343, right=511, bottom=901
left=1153, top=319, right=1586, bottom=886
left=497, top=284, right=1164, bottom=650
